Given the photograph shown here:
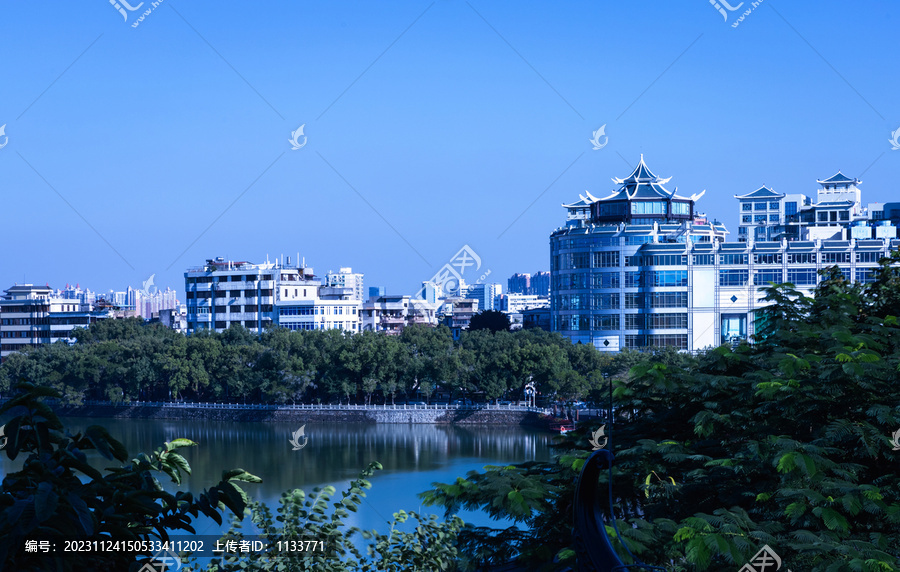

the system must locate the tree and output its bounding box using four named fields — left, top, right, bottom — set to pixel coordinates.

left=183, top=463, right=465, bottom=572
left=467, top=310, right=511, bottom=333
left=421, top=271, right=900, bottom=571
left=0, top=384, right=260, bottom=571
